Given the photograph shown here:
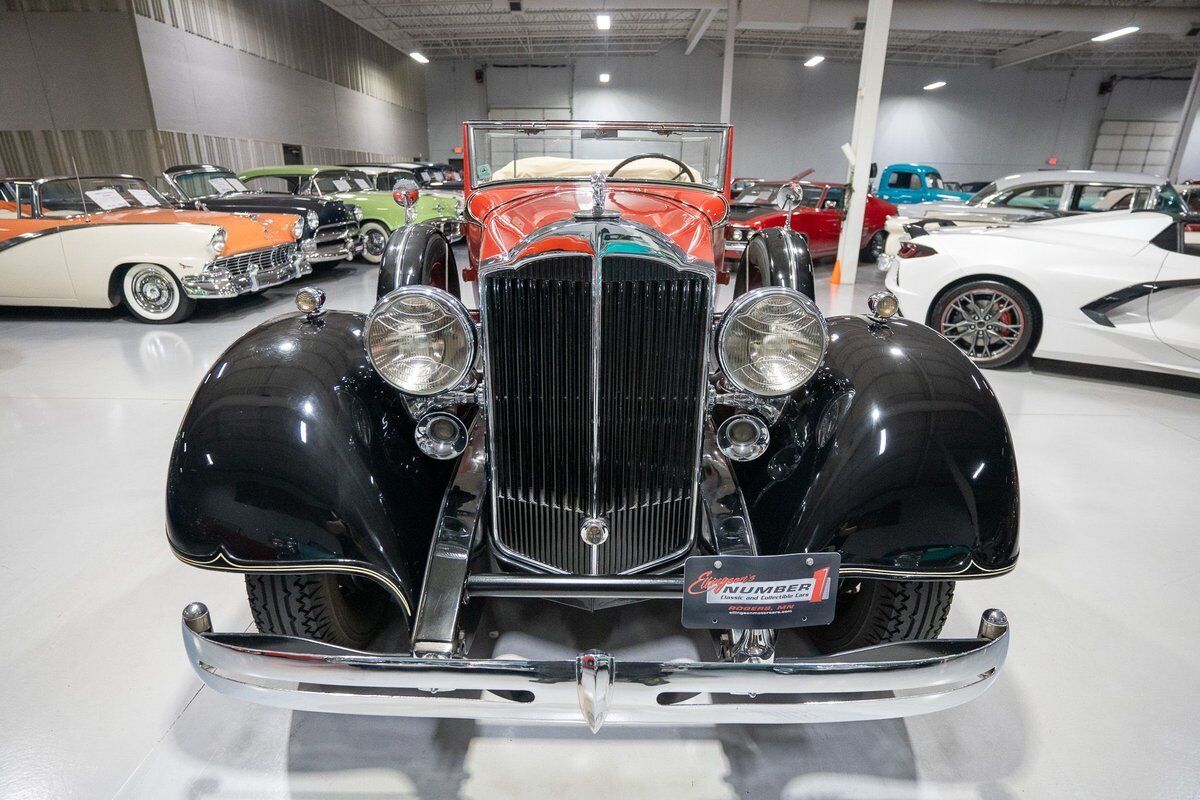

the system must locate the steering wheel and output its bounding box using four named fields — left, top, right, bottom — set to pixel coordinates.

left=607, top=153, right=696, bottom=182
